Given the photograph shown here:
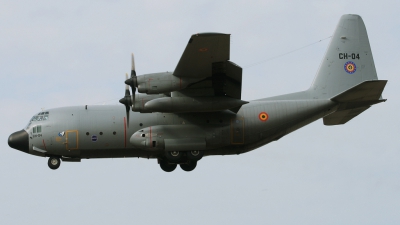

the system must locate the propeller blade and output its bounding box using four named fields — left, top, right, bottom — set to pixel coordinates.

left=127, top=54, right=137, bottom=111
left=131, top=92, right=135, bottom=111
left=131, top=53, right=136, bottom=76
left=125, top=53, right=137, bottom=94
left=125, top=73, right=131, bottom=96
left=119, top=73, right=133, bottom=127
left=125, top=104, right=130, bottom=128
